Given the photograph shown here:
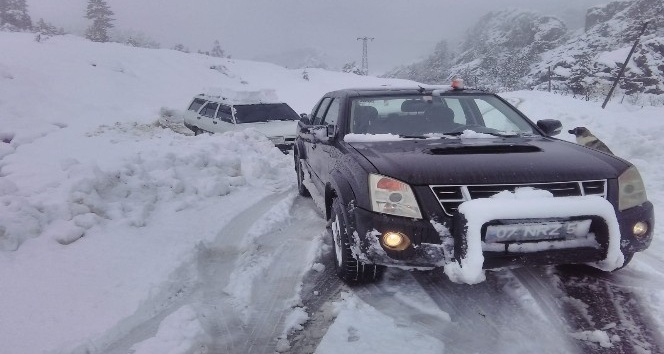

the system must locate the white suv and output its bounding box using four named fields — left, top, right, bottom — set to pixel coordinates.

left=184, top=92, right=300, bottom=152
